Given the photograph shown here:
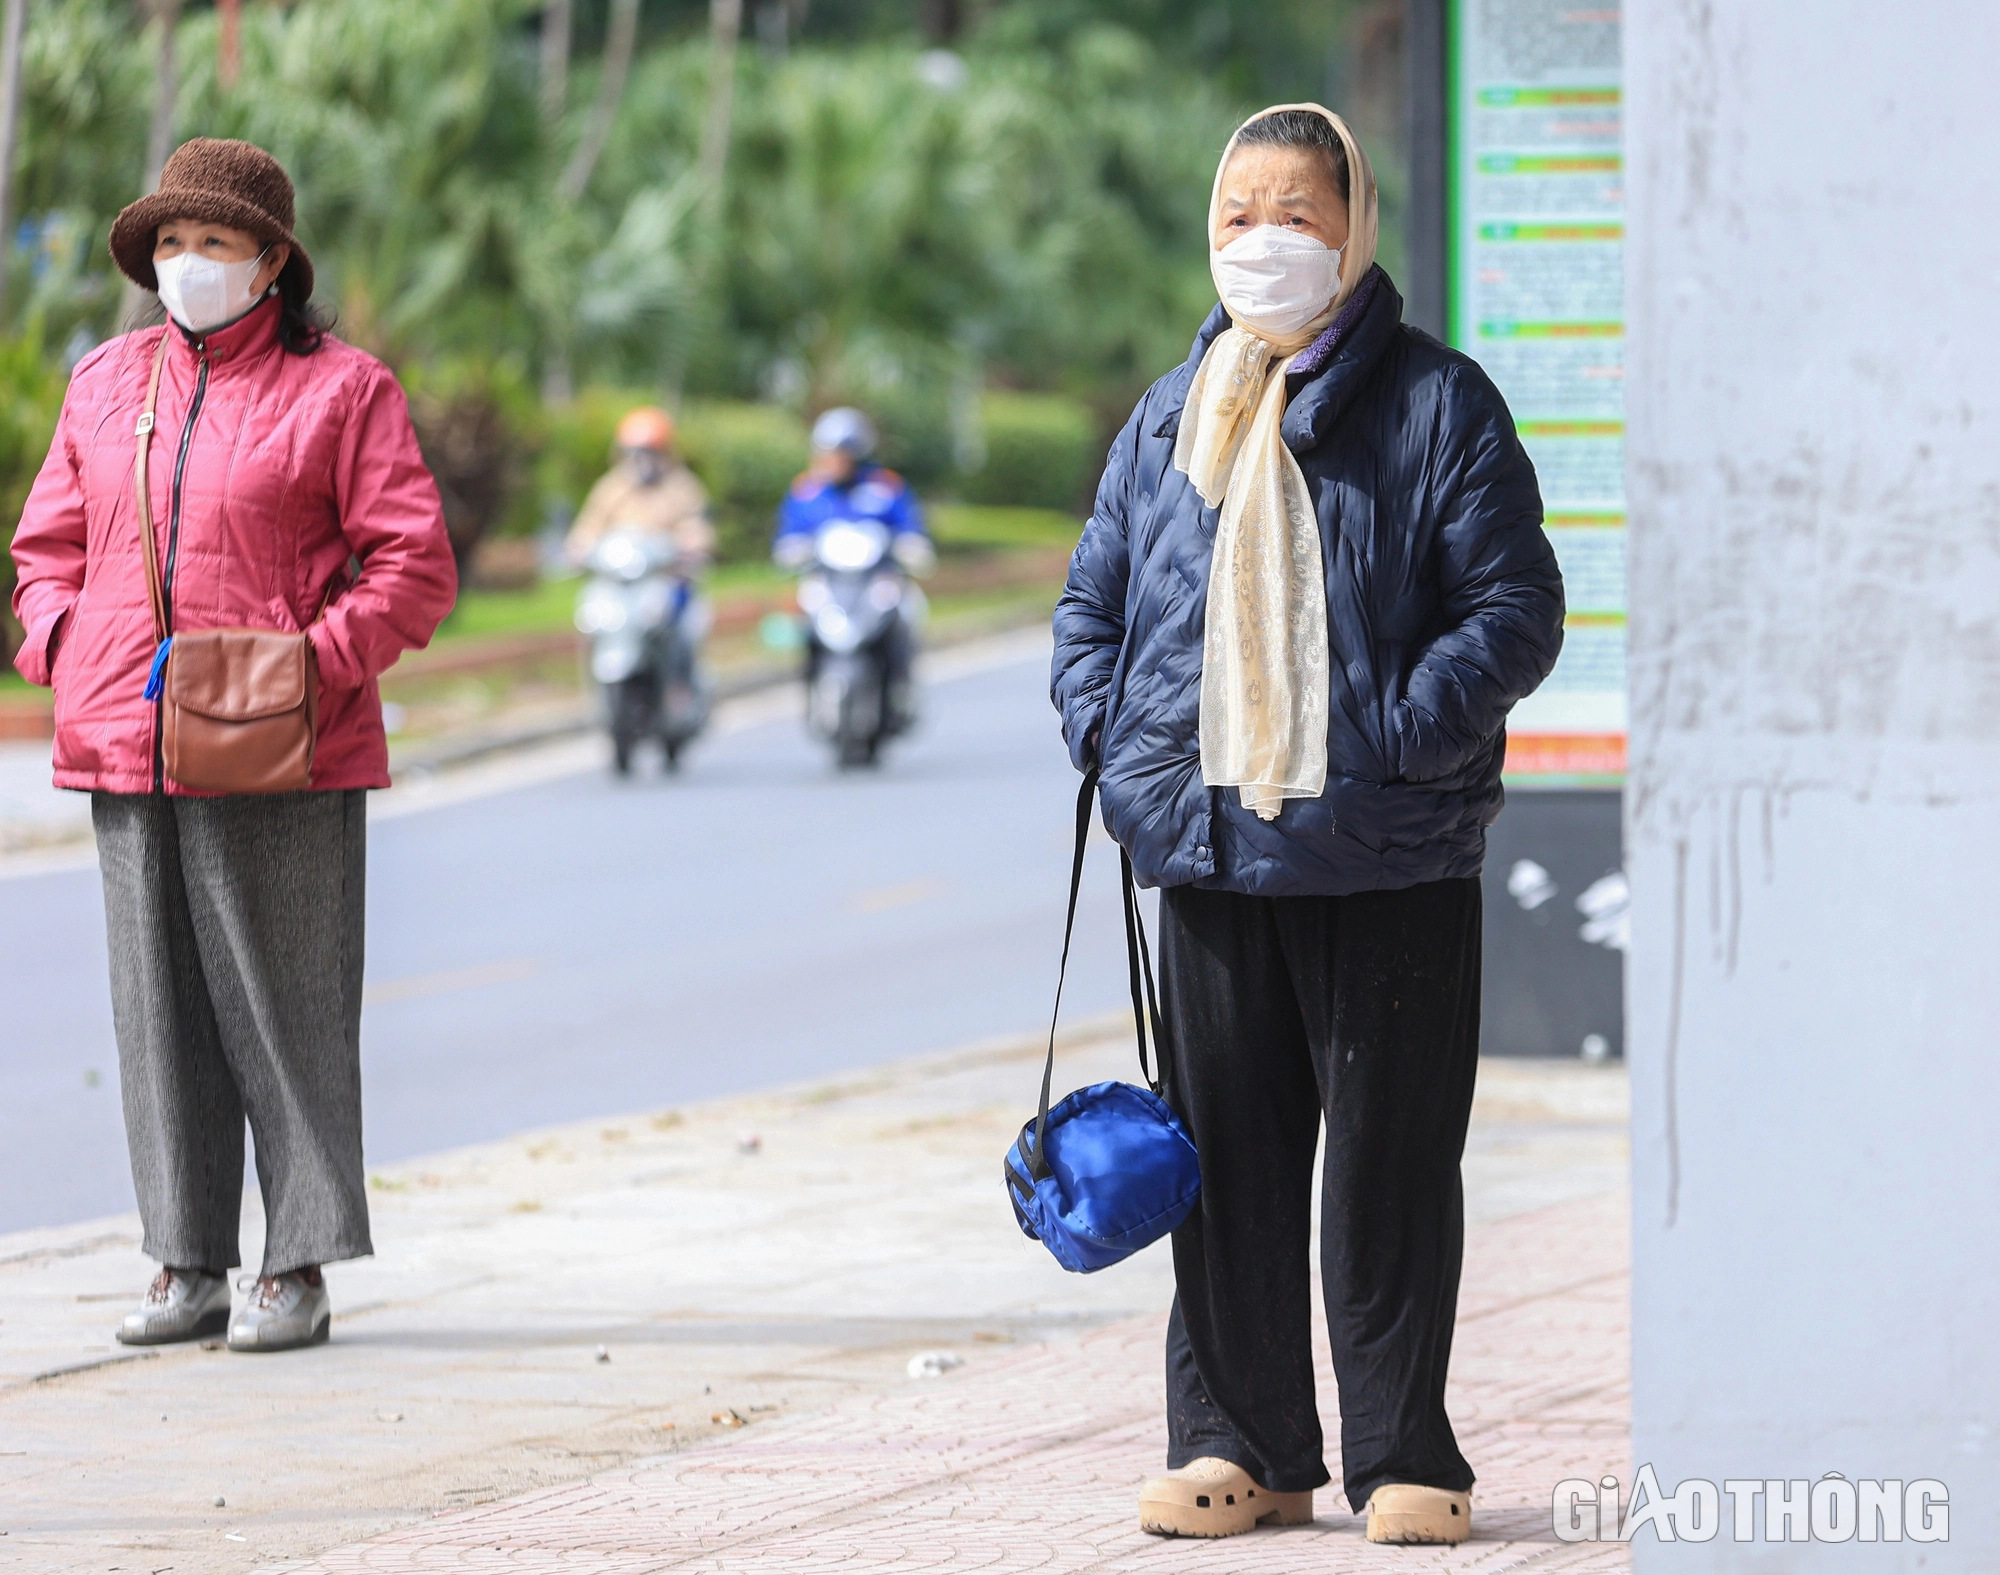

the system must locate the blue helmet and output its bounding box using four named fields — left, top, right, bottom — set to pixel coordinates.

left=810, top=406, right=878, bottom=460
